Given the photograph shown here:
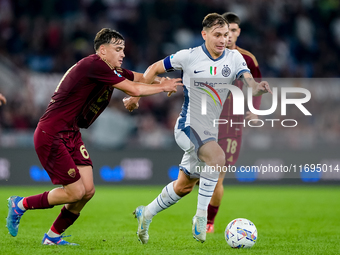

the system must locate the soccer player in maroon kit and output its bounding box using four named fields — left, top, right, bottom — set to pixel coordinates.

left=6, top=28, right=182, bottom=245
left=206, top=12, right=262, bottom=233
